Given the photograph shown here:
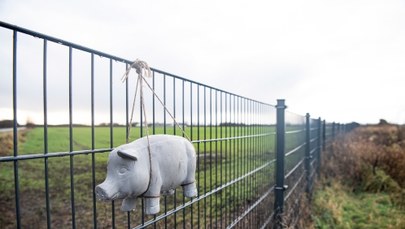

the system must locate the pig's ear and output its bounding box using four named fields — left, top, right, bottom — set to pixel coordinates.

left=117, top=150, right=138, bottom=161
